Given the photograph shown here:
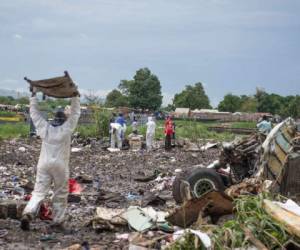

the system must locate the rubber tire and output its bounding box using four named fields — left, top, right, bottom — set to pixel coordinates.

left=186, top=168, right=225, bottom=199
left=172, top=166, right=207, bottom=204
left=172, top=175, right=185, bottom=204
